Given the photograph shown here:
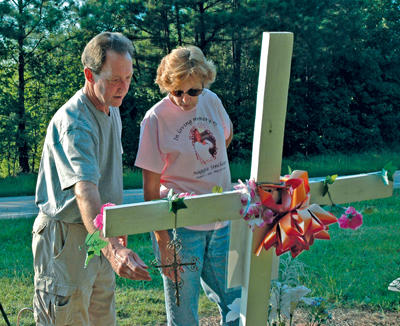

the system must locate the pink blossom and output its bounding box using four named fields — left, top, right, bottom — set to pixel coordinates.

left=248, top=203, right=261, bottom=217
left=337, top=215, right=349, bottom=229
left=234, top=179, right=246, bottom=190
left=93, top=213, right=103, bottom=230
left=248, top=179, right=257, bottom=199
left=248, top=179, right=257, bottom=191
left=93, top=203, right=115, bottom=230
left=345, top=206, right=356, bottom=215
left=262, top=208, right=275, bottom=224
left=347, top=212, right=363, bottom=230
left=338, top=206, right=363, bottom=230
left=178, top=192, right=195, bottom=198
left=240, top=194, right=248, bottom=206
